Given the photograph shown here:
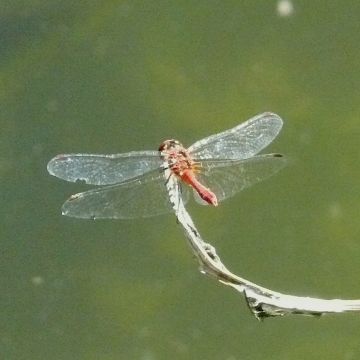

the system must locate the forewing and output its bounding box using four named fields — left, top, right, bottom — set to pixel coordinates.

left=47, top=151, right=162, bottom=185
left=188, top=112, right=283, bottom=160
left=193, top=154, right=286, bottom=205
left=61, top=170, right=190, bottom=219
